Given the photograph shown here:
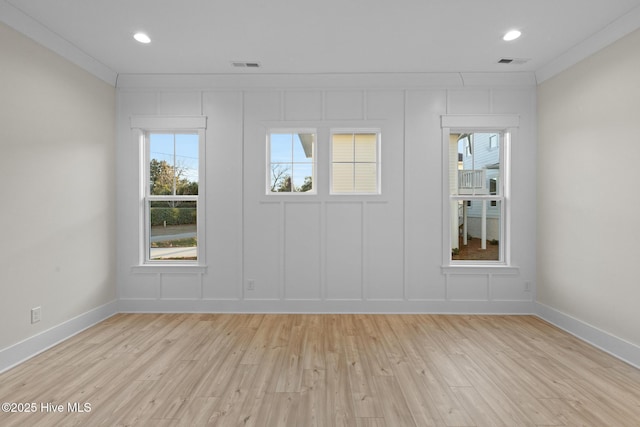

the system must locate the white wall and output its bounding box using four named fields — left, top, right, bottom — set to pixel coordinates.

left=0, top=23, right=116, bottom=351
left=116, top=74, right=537, bottom=313
left=538, top=28, right=640, bottom=346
